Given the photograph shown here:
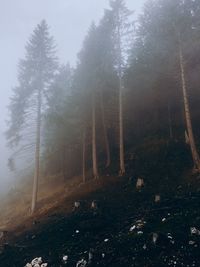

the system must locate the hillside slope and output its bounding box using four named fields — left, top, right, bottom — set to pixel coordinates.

left=0, top=171, right=200, bottom=267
